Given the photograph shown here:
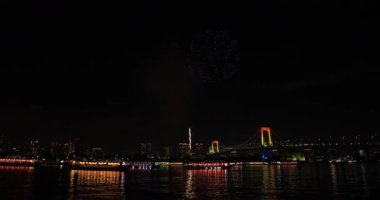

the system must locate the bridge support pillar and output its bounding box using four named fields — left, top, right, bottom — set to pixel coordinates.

left=260, top=127, right=273, bottom=162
